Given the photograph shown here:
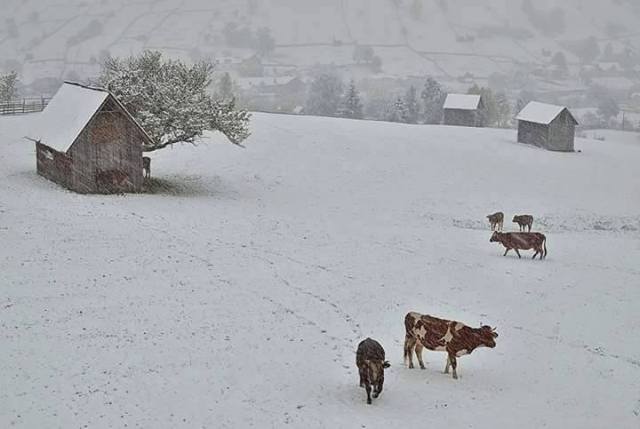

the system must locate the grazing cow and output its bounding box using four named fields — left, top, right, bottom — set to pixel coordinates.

left=513, top=214, right=534, bottom=232
left=142, top=156, right=151, bottom=179
left=404, top=312, right=498, bottom=380
left=486, top=212, right=504, bottom=231
left=356, top=338, right=390, bottom=404
left=490, top=231, right=547, bottom=259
